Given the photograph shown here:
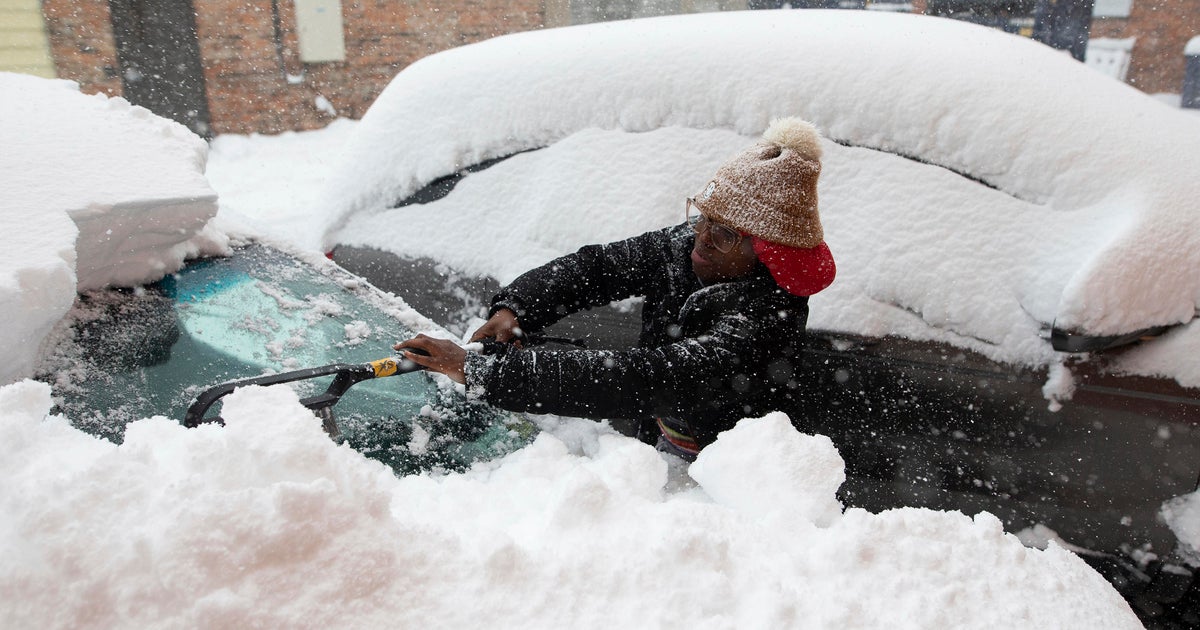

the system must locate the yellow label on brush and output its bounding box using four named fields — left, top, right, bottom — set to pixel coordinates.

left=370, top=358, right=398, bottom=377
